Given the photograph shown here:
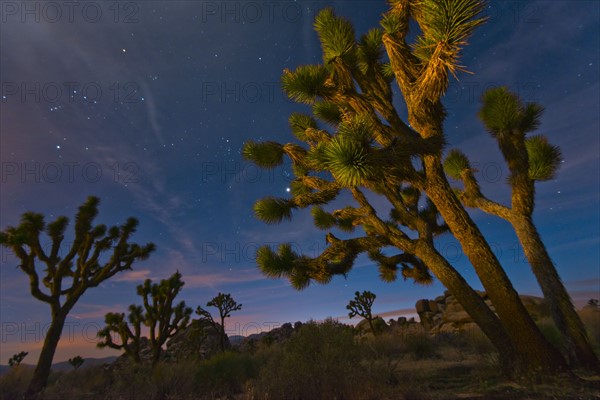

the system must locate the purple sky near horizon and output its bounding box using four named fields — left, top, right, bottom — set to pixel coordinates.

left=1, top=1, right=598, bottom=363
